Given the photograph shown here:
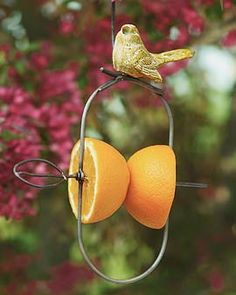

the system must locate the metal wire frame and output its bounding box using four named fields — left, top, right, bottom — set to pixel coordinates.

left=77, top=70, right=171, bottom=284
